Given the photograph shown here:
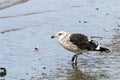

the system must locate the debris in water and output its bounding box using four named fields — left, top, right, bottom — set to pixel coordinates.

left=95, top=8, right=99, bottom=10
left=106, top=13, right=109, bottom=15
left=83, top=21, right=88, bottom=23
left=43, top=67, right=46, bottom=69
left=91, top=36, right=103, bottom=39
left=0, top=68, right=7, bottom=77
left=20, top=0, right=28, bottom=2
left=39, top=58, right=41, bottom=60
left=34, top=46, right=39, bottom=52
left=79, top=20, right=81, bottom=23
